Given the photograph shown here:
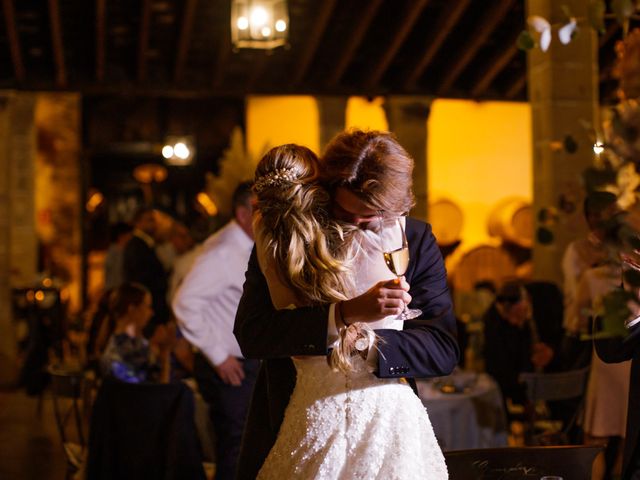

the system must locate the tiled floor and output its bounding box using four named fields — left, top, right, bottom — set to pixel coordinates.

left=0, top=388, right=67, bottom=479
